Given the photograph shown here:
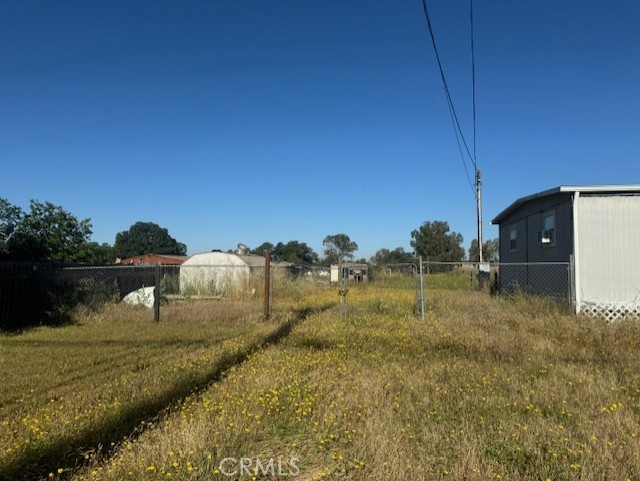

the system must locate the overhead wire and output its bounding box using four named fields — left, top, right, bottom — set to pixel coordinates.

left=419, top=0, right=478, bottom=195
left=446, top=93, right=475, bottom=194
left=470, top=0, right=478, bottom=169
